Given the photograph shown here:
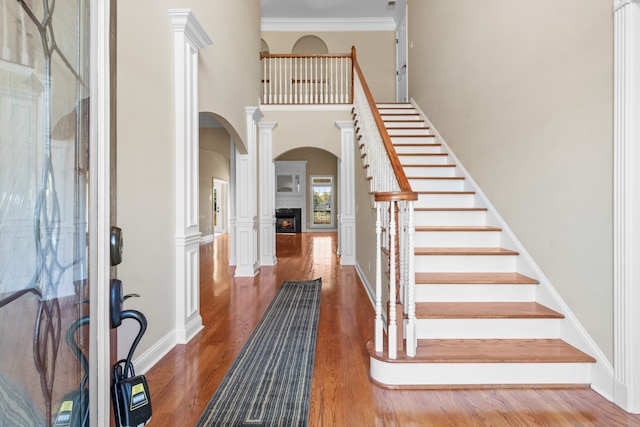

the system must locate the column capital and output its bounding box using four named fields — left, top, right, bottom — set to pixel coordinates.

left=168, top=9, right=212, bottom=49
left=258, top=121, right=278, bottom=131
left=334, top=120, right=355, bottom=130
left=615, top=0, right=640, bottom=11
